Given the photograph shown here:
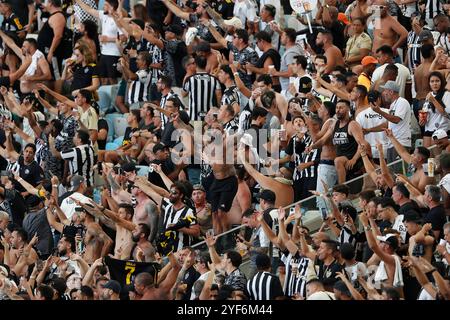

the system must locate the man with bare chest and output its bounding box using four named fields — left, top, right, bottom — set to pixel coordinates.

left=131, top=185, right=159, bottom=243
left=204, top=123, right=238, bottom=235
left=370, top=1, right=408, bottom=58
